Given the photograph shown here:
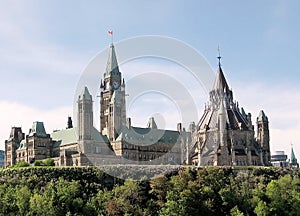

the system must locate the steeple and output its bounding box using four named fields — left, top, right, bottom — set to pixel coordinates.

left=105, top=44, right=120, bottom=78
left=213, top=46, right=230, bottom=93
left=290, top=145, right=298, bottom=167
left=209, top=49, right=233, bottom=109
left=213, top=64, right=230, bottom=94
